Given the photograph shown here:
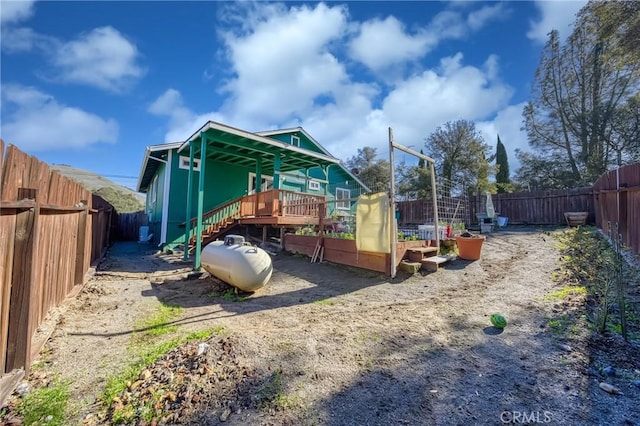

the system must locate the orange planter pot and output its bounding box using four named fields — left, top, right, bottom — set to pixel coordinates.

left=455, top=235, right=486, bottom=260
